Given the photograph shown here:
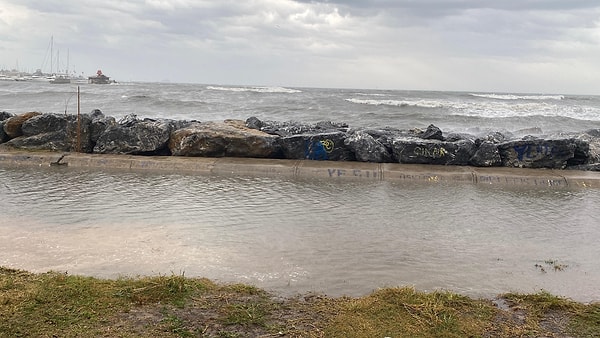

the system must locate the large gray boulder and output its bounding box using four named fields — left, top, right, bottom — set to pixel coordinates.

left=419, top=124, right=444, bottom=141
left=248, top=117, right=349, bottom=137
left=2, top=130, right=73, bottom=152
left=94, top=114, right=172, bottom=155
left=497, top=138, right=585, bottom=169
left=0, top=121, right=8, bottom=143
left=0, top=112, right=12, bottom=142
left=88, top=109, right=116, bottom=147
left=392, top=137, right=476, bottom=165
left=574, top=129, right=600, bottom=164
left=2, top=113, right=94, bottom=152
left=362, top=127, right=413, bottom=149
left=344, top=129, right=392, bottom=162
left=0, top=111, right=12, bottom=121
left=280, top=131, right=355, bottom=161
left=169, top=119, right=281, bottom=158
left=21, top=113, right=70, bottom=136
left=245, top=116, right=263, bottom=130
left=469, top=141, right=502, bottom=167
